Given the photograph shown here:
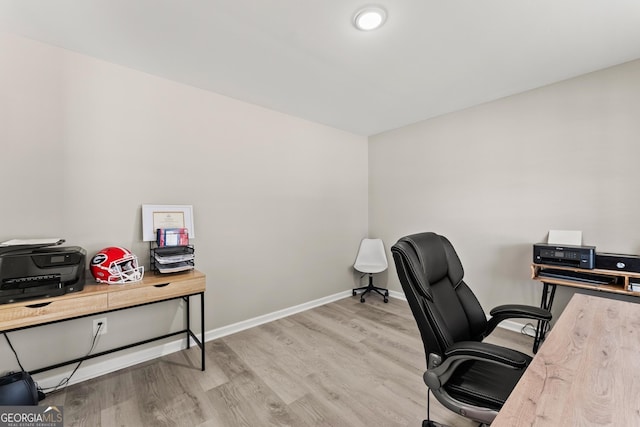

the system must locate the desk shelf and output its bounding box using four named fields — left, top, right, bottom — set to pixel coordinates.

left=531, top=263, right=640, bottom=295
left=530, top=263, right=640, bottom=353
